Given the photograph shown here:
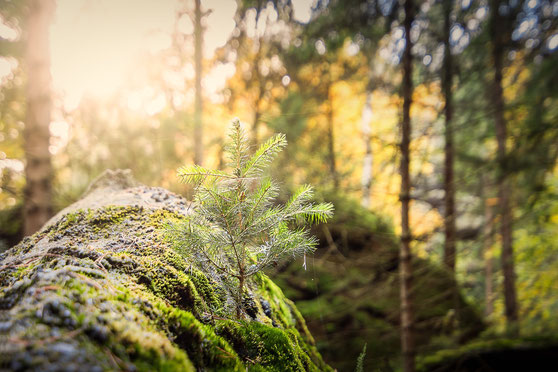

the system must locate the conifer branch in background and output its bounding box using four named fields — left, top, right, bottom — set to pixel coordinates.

left=170, top=119, right=334, bottom=318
